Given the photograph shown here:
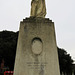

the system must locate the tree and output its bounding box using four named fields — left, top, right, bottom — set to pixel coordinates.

left=58, top=47, right=73, bottom=75
left=0, top=30, right=18, bottom=70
